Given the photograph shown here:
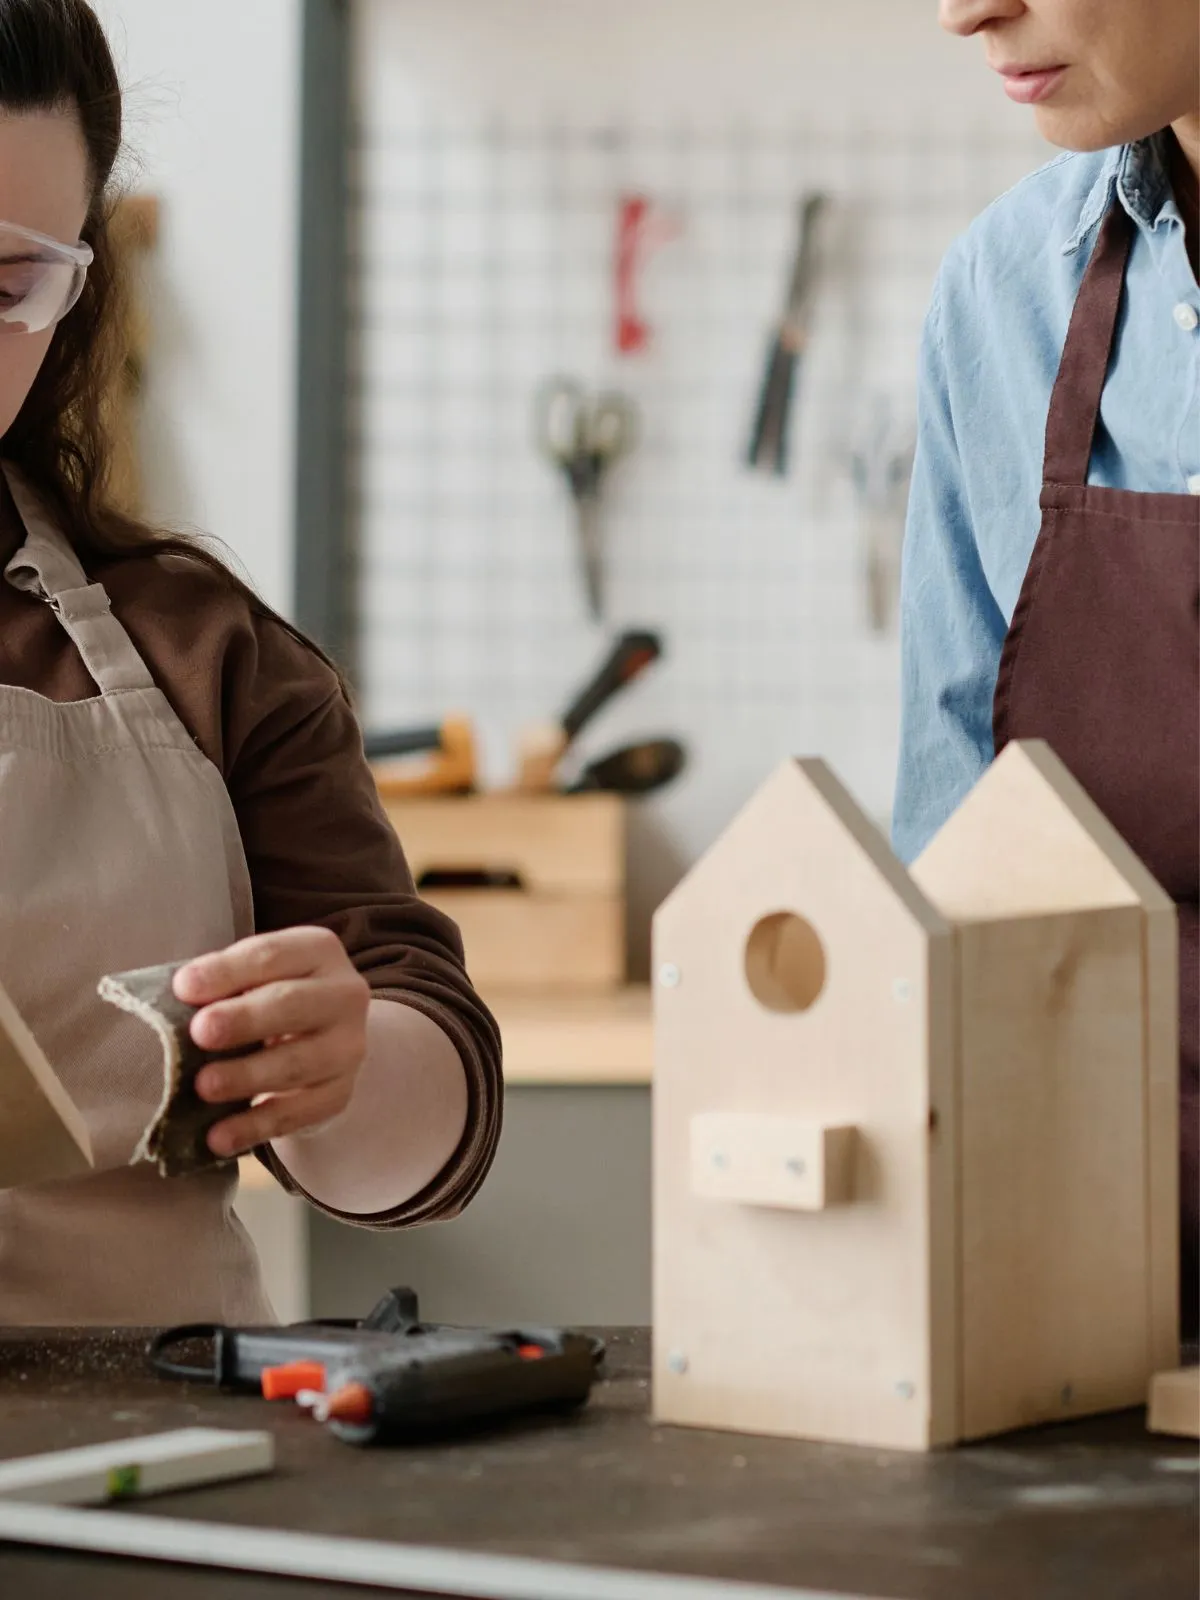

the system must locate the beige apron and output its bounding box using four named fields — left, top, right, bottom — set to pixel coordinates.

left=0, top=465, right=274, bottom=1325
